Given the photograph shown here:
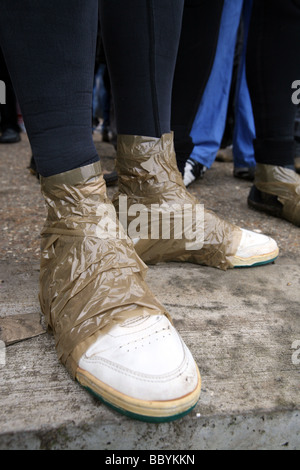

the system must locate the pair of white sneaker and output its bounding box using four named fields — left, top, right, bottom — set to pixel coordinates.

left=77, top=228, right=278, bottom=421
